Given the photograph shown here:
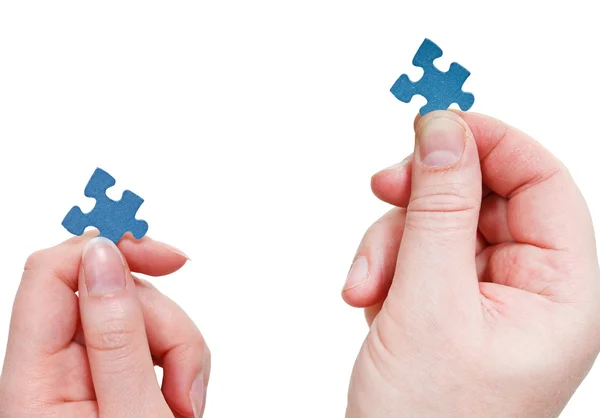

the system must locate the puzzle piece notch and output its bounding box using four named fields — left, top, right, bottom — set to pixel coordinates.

left=62, top=168, right=148, bottom=244
left=390, top=38, right=474, bottom=115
